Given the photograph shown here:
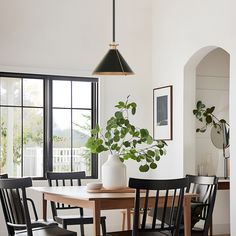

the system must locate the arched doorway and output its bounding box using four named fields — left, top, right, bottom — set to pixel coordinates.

left=183, top=46, right=230, bottom=235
